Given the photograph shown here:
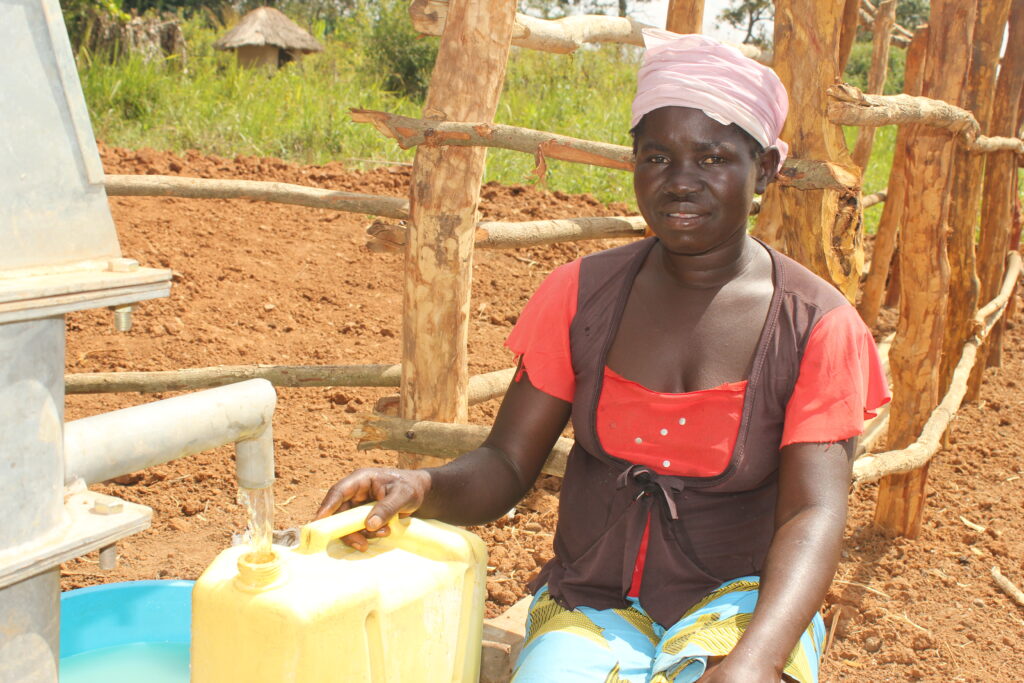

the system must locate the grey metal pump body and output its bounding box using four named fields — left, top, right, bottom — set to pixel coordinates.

left=0, top=3, right=275, bottom=679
